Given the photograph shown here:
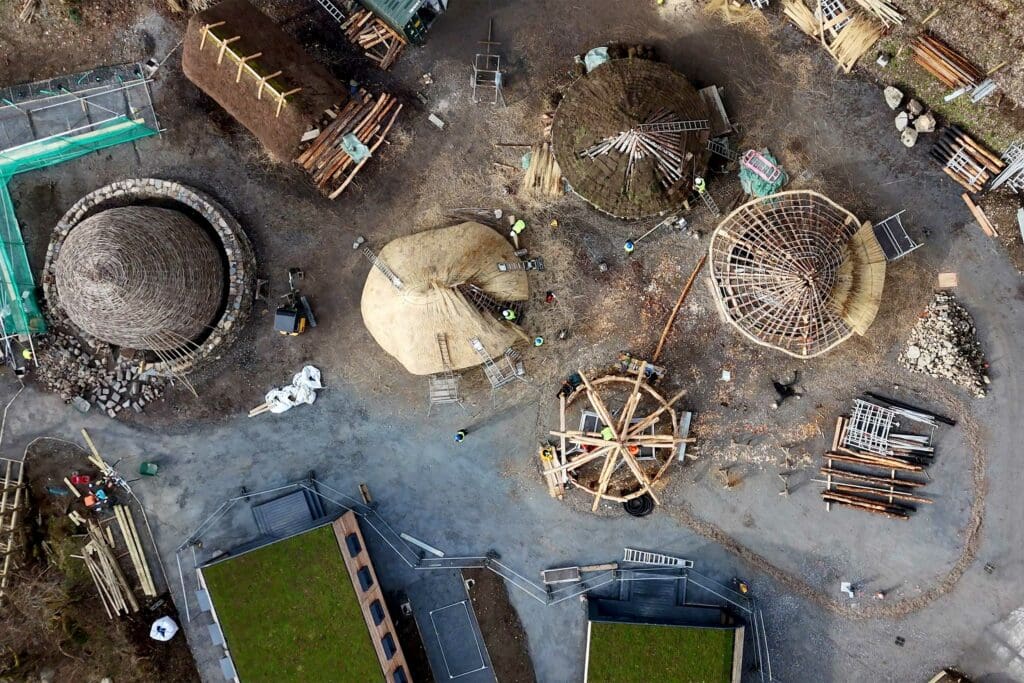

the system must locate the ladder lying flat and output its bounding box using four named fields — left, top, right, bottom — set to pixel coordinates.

left=622, top=547, right=694, bottom=568
left=740, top=149, right=783, bottom=183
left=315, top=0, right=345, bottom=23
left=637, top=120, right=709, bottom=133
left=991, top=142, right=1024, bottom=193
left=362, top=246, right=404, bottom=290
